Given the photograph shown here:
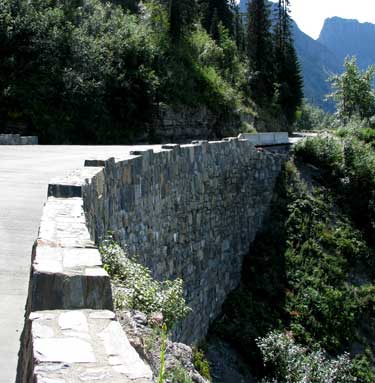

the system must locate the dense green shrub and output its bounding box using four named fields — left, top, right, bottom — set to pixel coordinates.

left=294, top=135, right=375, bottom=244
left=214, top=160, right=375, bottom=381
left=192, top=348, right=211, bottom=381
left=99, top=237, right=190, bottom=328
left=257, top=332, right=356, bottom=383
left=294, top=102, right=333, bottom=131
left=0, top=0, right=160, bottom=143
